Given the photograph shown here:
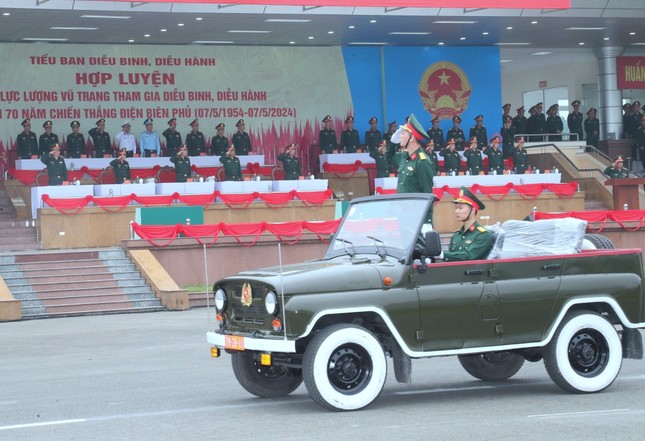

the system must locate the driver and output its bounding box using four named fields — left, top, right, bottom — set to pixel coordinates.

left=435, top=187, right=492, bottom=262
